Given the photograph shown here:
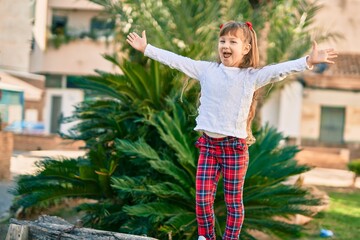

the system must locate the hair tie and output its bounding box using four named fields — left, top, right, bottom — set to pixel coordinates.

left=245, top=21, right=253, bottom=30
left=219, top=24, right=224, bottom=29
